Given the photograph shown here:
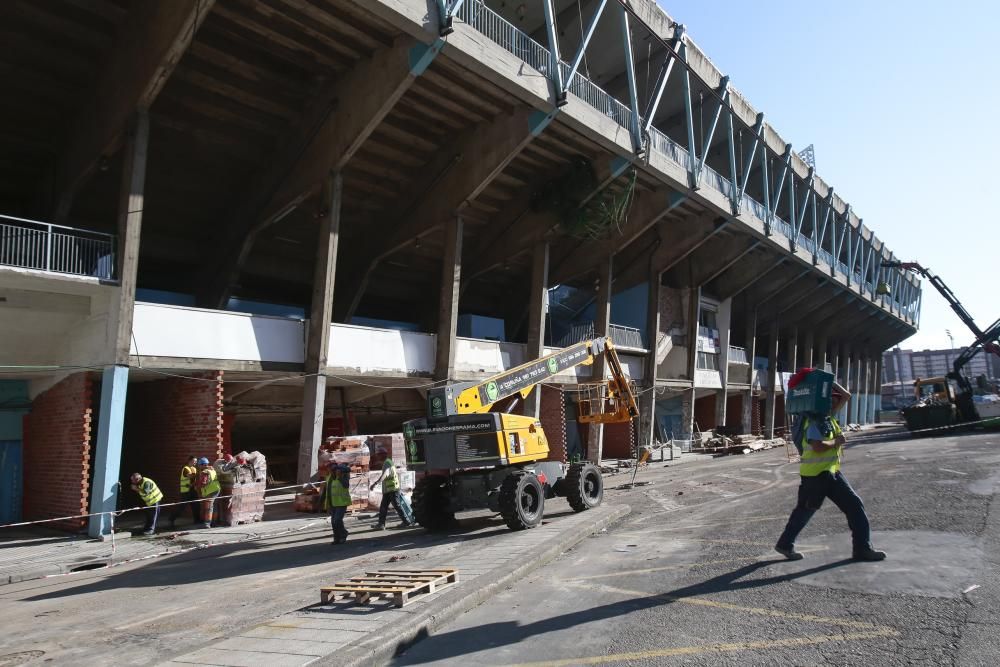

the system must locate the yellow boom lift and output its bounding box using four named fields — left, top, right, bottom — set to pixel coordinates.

left=402, top=337, right=639, bottom=530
